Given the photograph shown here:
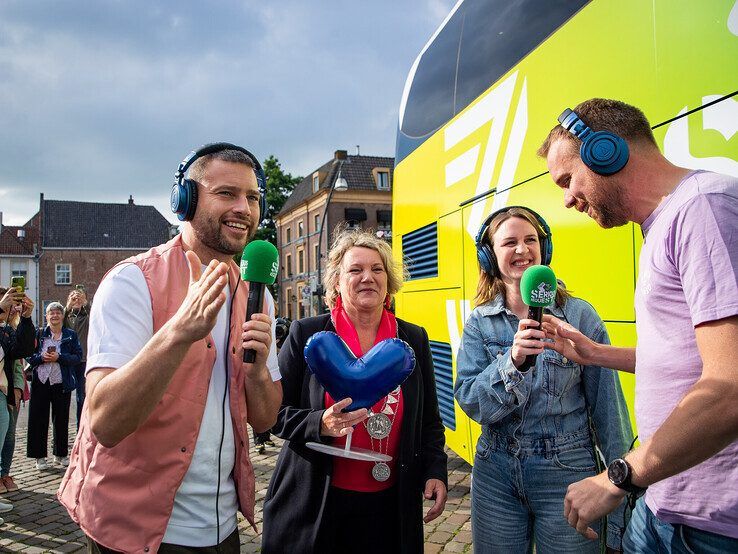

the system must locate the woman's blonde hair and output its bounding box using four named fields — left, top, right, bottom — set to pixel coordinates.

left=323, top=226, right=407, bottom=309
left=475, top=207, right=571, bottom=307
